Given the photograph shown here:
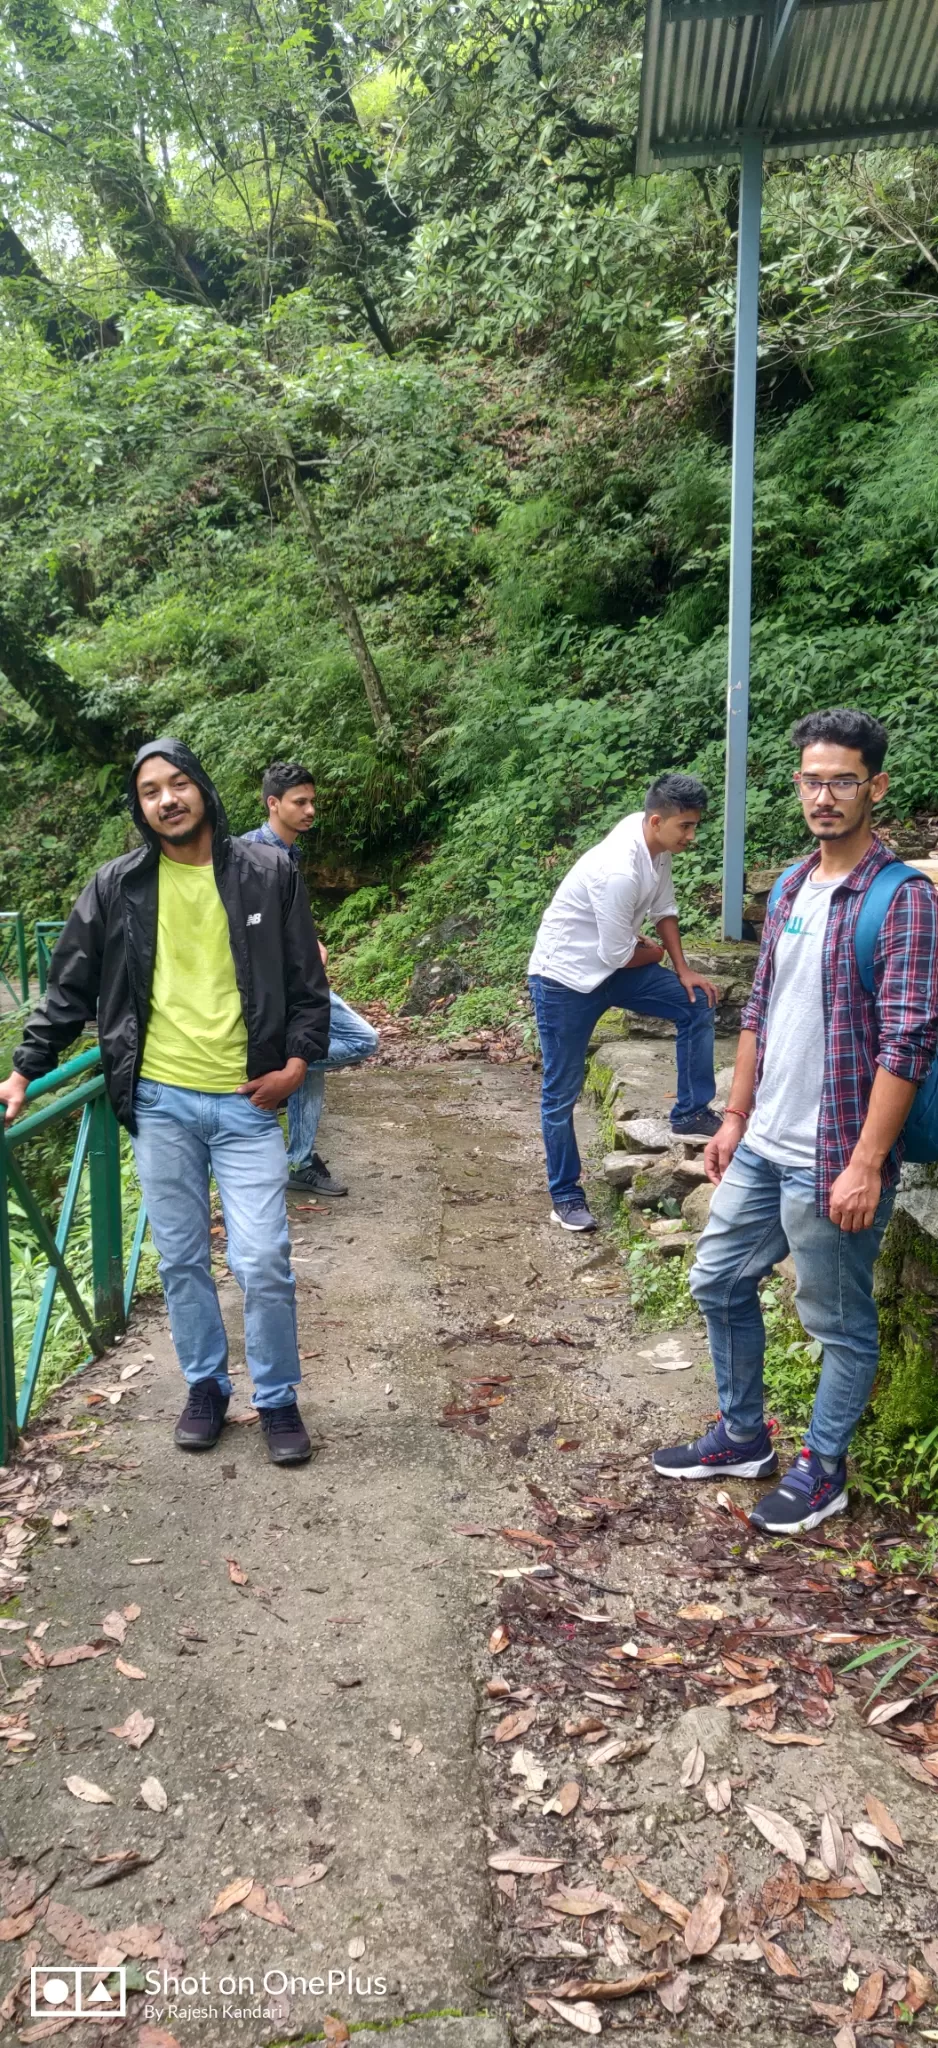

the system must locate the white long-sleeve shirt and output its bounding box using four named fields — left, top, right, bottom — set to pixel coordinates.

left=527, top=812, right=679, bottom=993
